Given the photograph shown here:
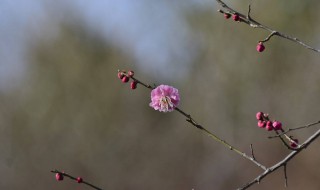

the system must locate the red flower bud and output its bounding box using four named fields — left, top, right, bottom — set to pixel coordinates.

left=76, top=177, right=83, bottom=183
left=55, top=173, right=64, bottom=181
left=128, top=70, right=134, bottom=77
left=266, top=121, right=273, bottom=131
left=256, top=112, right=264, bottom=120
left=232, top=14, right=240, bottom=21
left=122, top=76, right=129, bottom=83
left=256, top=42, right=265, bottom=52
left=224, top=13, right=231, bottom=19
left=290, top=139, right=299, bottom=148
left=258, top=120, right=266, bottom=128
left=117, top=72, right=124, bottom=80
left=272, top=121, right=282, bottom=130
left=130, top=81, right=137, bottom=89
